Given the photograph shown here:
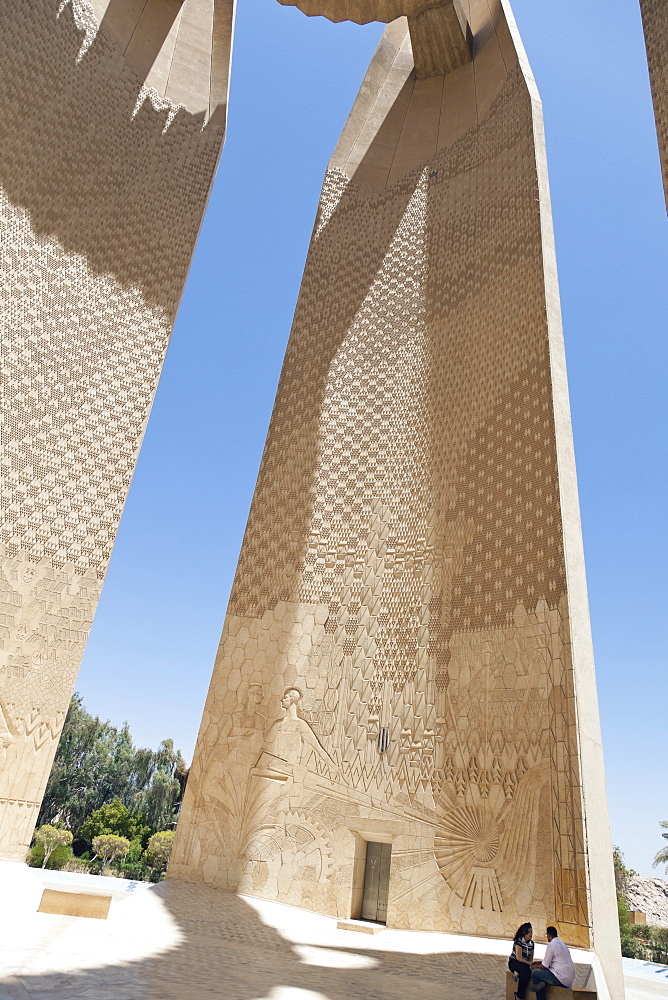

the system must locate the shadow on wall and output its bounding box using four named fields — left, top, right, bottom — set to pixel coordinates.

left=0, top=879, right=520, bottom=999
left=0, top=0, right=226, bottom=311
left=97, top=0, right=183, bottom=81
left=94, top=0, right=233, bottom=126
left=227, top=166, right=420, bottom=620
